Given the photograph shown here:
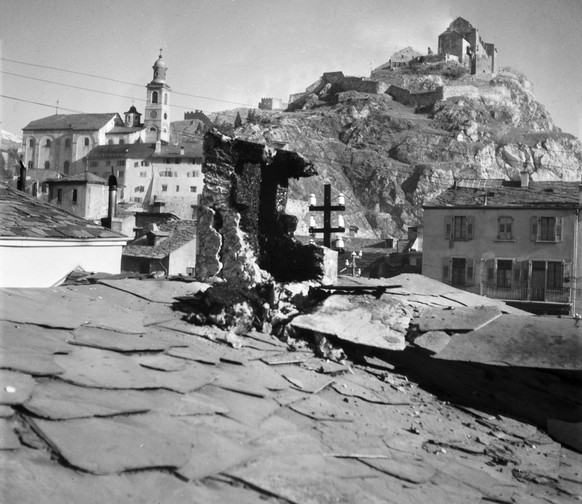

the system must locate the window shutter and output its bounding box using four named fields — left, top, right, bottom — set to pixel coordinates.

left=513, top=259, right=520, bottom=283
left=445, top=216, right=452, bottom=240
left=556, top=217, right=563, bottom=242
left=442, top=257, right=450, bottom=283
left=531, top=216, right=538, bottom=241
left=466, top=216, right=474, bottom=240
left=563, top=260, right=572, bottom=284
left=466, top=258, right=474, bottom=284
left=486, top=258, right=494, bottom=282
